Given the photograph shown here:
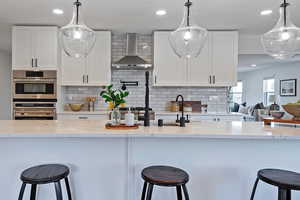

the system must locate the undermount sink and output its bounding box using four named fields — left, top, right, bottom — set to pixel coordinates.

left=162, top=123, right=179, bottom=127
